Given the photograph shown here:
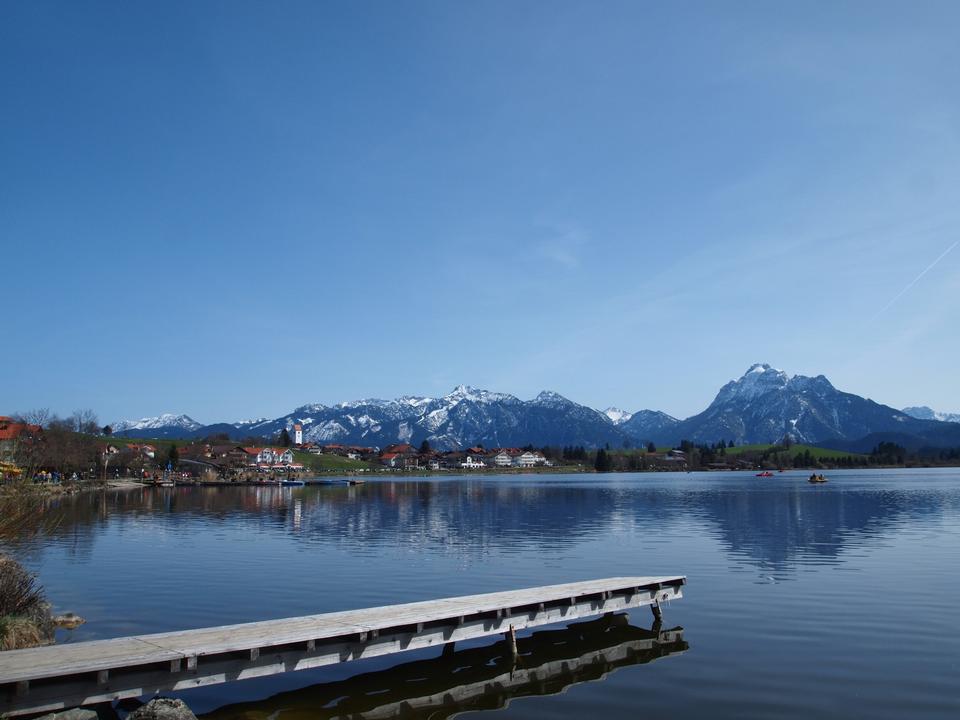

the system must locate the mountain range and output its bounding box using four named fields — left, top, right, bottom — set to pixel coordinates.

left=111, top=365, right=960, bottom=452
